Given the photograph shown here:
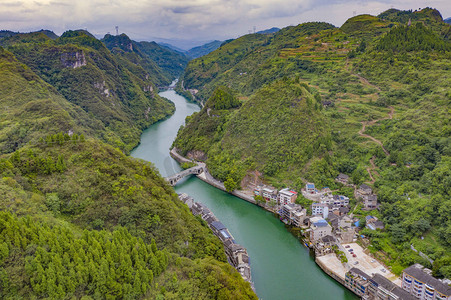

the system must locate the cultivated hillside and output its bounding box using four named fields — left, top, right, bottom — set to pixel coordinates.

left=176, top=8, right=451, bottom=277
